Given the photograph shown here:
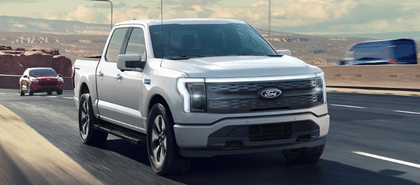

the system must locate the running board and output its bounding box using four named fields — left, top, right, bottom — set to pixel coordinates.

left=94, top=123, right=147, bottom=145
